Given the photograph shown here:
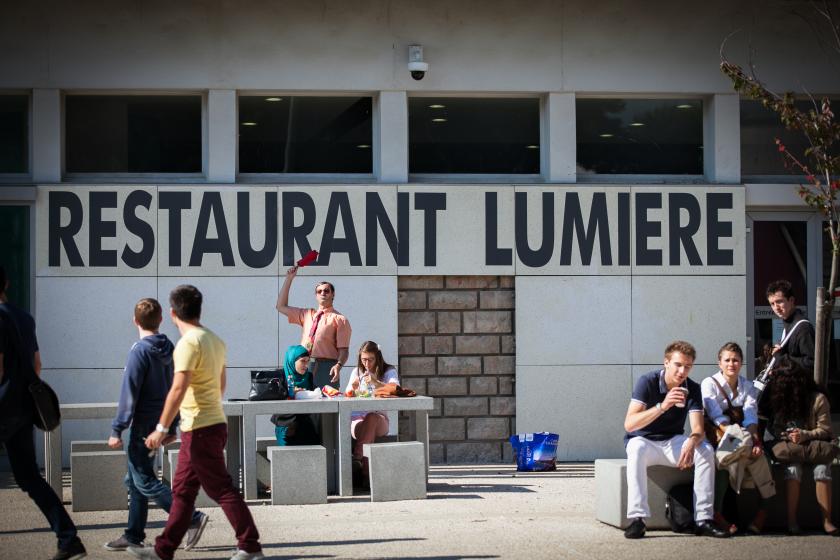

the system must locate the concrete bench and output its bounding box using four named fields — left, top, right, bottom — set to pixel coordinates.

left=268, top=445, right=327, bottom=505
left=167, top=448, right=226, bottom=508
left=596, top=458, right=840, bottom=531
left=362, top=442, right=426, bottom=502
left=70, top=445, right=127, bottom=512
left=595, top=458, right=693, bottom=529
left=255, top=436, right=276, bottom=492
